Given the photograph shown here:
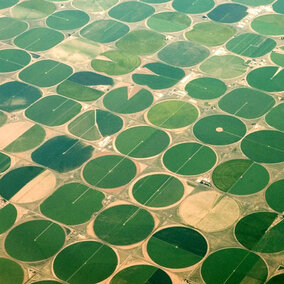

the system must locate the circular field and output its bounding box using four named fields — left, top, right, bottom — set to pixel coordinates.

left=0, top=49, right=30, bottom=73
left=146, top=100, right=198, bottom=129
left=14, top=27, right=64, bottom=52
left=25, top=95, right=81, bottom=126
left=158, top=41, right=209, bottom=67
left=19, top=60, right=73, bottom=87
left=5, top=220, right=65, bottom=262
left=270, top=46, right=284, bottom=67
left=218, top=88, right=275, bottom=119
left=72, top=0, right=118, bottom=12
left=116, top=30, right=166, bottom=55
left=46, top=10, right=89, bottom=30
left=266, top=103, right=284, bottom=131
left=32, top=135, right=93, bottom=172
left=163, top=142, right=216, bottom=175
left=0, top=258, right=23, bottom=284
left=265, top=180, right=284, bottom=213
left=0, top=204, right=17, bottom=234
left=103, top=87, right=153, bottom=114
left=68, top=109, right=123, bottom=141
left=40, top=182, right=104, bottom=225
left=200, top=55, right=247, bottom=79
left=83, top=154, right=136, bottom=189
left=207, top=3, right=248, bottom=23
left=212, top=159, right=269, bottom=195
left=146, top=226, right=207, bottom=269
left=235, top=212, right=284, bottom=253
left=32, top=281, right=62, bottom=284
left=147, top=11, right=191, bottom=33
left=93, top=204, right=154, bottom=246
left=109, top=1, right=154, bottom=22
left=4, top=124, right=46, bottom=153
left=172, top=0, right=214, bottom=14
left=226, top=33, right=276, bottom=58
left=80, top=20, right=129, bottom=43
left=0, top=0, right=18, bottom=9
left=193, top=115, right=246, bottom=145
left=0, top=152, right=10, bottom=173
left=246, top=66, right=284, bottom=92
left=53, top=241, right=117, bottom=284
left=267, top=274, right=284, bottom=284
left=12, top=0, right=56, bottom=20
left=131, top=173, right=184, bottom=208
left=241, top=130, right=284, bottom=163
left=273, top=0, right=284, bottom=14
left=185, top=77, right=226, bottom=100
left=132, top=62, right=185, bottom=90
left=0, top=81, right=41, bottom=112
left=0, top=111, right=6, bottom=126
left=92, top=50, right=140, bottom=75
left=251, top=14, right=284, bottom=35
left=179, top=191, right=240, bottom=232
left=185, top=22, right=236, bottom=47
left=110, top=264, right=172, bottom=284
left=115, top=126, right=170, bottom=159
left=0, top=17, right=28, bottom=40
left=232, top=0, right=273, bottom=5
left=201, top=248, right=268, bottom=283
